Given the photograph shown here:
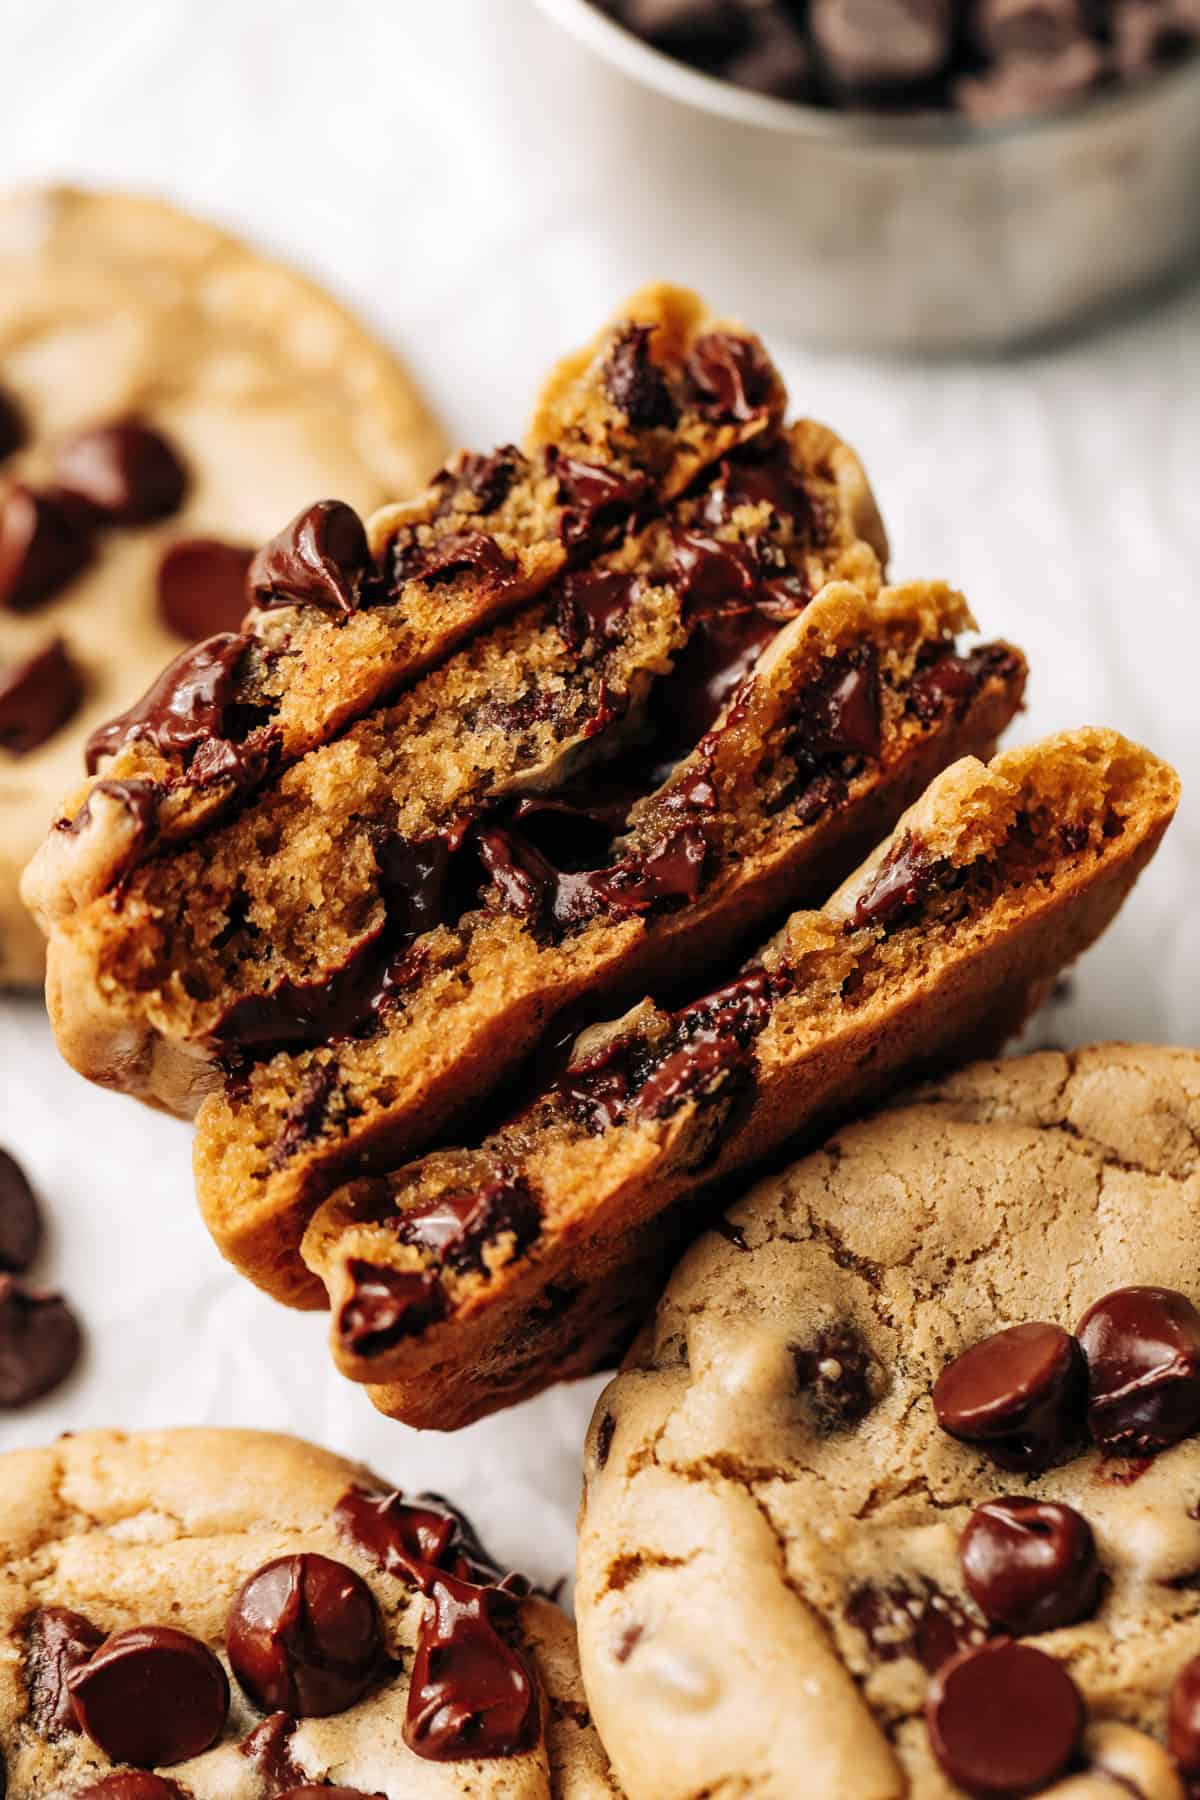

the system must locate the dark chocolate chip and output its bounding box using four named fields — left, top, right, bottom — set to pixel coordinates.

left=959, top=1498, right=1102, bottom=1635
left=335, top=1485, right=514, bottom=1590
left=0, top=388, right=27, bottom=460
left=157, top=537, right=254, bottom=640
left=635, top=965, right=778, bottom=1120
left=84, top=631, right=251, bottom=774
left=603, top=323, right=679, bottom=430
left=853, top=832, right=937, bottom=931
left=238, top=1709, right=304, bottom=1787
left=925, top=1638, right=1083, bottom=1795
left=337, top=1260, right=447, bottom=1357
left=0, top=485, right=93, bottom=612
left=698, top=446, right=813, bottom=532
left=1168, top=1653, right=1200, bottom=1776
left=846, top=1578, right=983, bottom=1674
left=792, top=1323, right=880, bottom=1429
left=271, top=1063, right=340, bottom=1169
left=391, top=529, right=513, bottom=591
left=74, top=1778, right=192, bottom=1800
left=810, top=0, right=953, bottom=91
left=226, top=1552, right=384, bottom=1718
left=555, top=568, right=639, bottom=653
left=54, top=420, right=187, bottom=525
left=404, top=1568, right=538, bottom=1762
left=24, top=1604, right=104, bottom=1736
left=932, top=1321, right=1086, bottom=1473
left=0, top=1147, right=41, bottom=1273
left=793, top=647, right=881, bottom=759
left=453, top=446, right=524, bottom=514
left=0, top=1277, right=81, bottom=1405
left=393, top=1176, right=542, bottom=1276
left=551, top=454, right=648, bottom=558
left=1077, top=1285, right=1200, bottom=1454
left=685, top=332, right=773, bottom=422
left=248, top=500, right=372, bottom=617
left=0, top=636, right=84, bottom=755
left=68, top=1624, right=229, bottom=1766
